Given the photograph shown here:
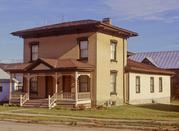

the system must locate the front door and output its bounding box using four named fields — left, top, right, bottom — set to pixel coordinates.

left=63, top=76, right=71, bottom=92
left=45, top=76, right=53, bottom=97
